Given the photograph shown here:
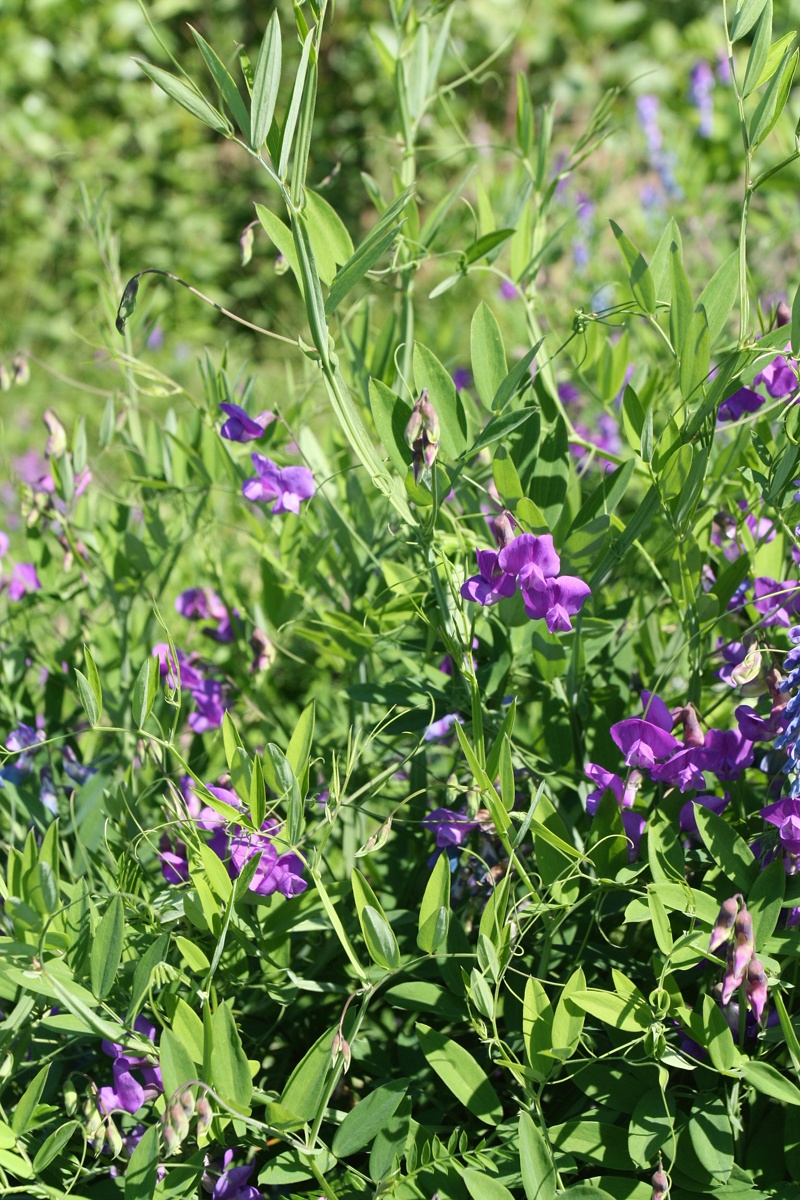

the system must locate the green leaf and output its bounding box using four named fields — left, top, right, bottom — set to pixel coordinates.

left=83, top=646, right=103, bottom=719
left=11, top=1064, right=49, bottom=1135
left=730, top=0, right=769, bottom=40
left=160, top=1029, right=197, bottom=1105
left=754, top=31, right=797, bottom=89
left=190, top=26, right=251, bottom=140
left=750, top=47, right=798, bottom=149
left=132, top=657, right=158, bottom=728
left=281, top=1027, right=336, bottom=1120
left=332, top=1079, right=407, bottom=1158
left=609, top=220, right=656, bottom=313
left=695, top=805, right=758, bottom=891
left=742, top=0, right=773, bottom=95
left=696, top=252, right=739, bottom=345
left=125, top=1123, right=160, bottom=1200
left=249, top=754, right=267, bottom=829
left=255, top=204, right=300, bottom=284
left=325, top=187, right=412, bottom=316
left=685, top=1097, right=733, bottom=1183
left=471, top=303, right=508, bottom=409
left=286, top=699, right=315, bottom=795
left=362, top=905, right=401, bottom=970
left=468, top=408, right=536, bottom=458
left=669, top=240, right=693, bottom=356
left=463, top=1168, right=516, bottom=1200
left=550, top=1121, right=632, bottom=1168
left=90, top=894, right=124, bottom=1000
left=749, top=854, right=785, bottom=950
left=559, top=1189, right=616, bottom=1200
left=75, top=670, right=100, bottom=727
left=519, top=1110, right=556, bottom=1200
left=305, top=190, right=355, bottom=286
left=278, top=28, right=314, bottom=179
left=628, top=1088, right=676, bottom=1169
left=251, top=11, right=282, bottom=149
left=523, top=976, right=555, bottom=1080
left=551, top=967, right=586, bottom=1059
left=647, top=886, right=673, bottom=954
left=462, top=228, right=516, bottom=266
left=679, top=305, right=710, bottom=400
left=417, top=851, right=450, bottom=953
left=492, top=444, right=523, bottom=506
left=416, top=1023, right=503, bottom=1125
left=413, top=342, right=467, bottom=459
left=570, top=989, right=651, bottom=1033
left=33, top=1121, right=80, bottom=1173
left=701, top=994, right=739, bottom=1073
left=128, top=933, right=169, bottom=1022
left=211, top=1002, right=253, bottom=1109
left=491, top=340, right=544, bottom=412
left=369, top=379, right=412, bottom=476
left=135, top=60, right=230, bottom=136
left=741, top=1059, right=800, bottom=1104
